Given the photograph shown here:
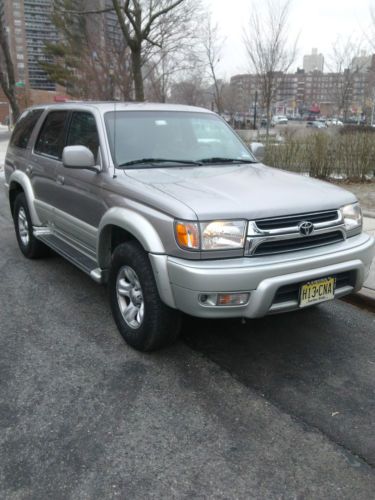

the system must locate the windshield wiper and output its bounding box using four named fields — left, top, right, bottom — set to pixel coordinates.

left=117, top=158, right=202, bottom=168
left=198, top=157, right=256, bottom=164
